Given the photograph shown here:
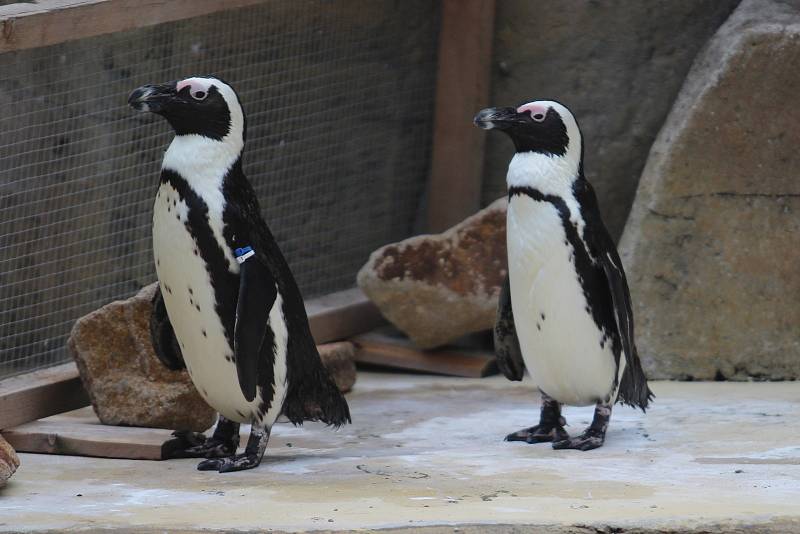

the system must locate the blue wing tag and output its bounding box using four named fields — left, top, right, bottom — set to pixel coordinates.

left=234, top=246, right=255, bottom=264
